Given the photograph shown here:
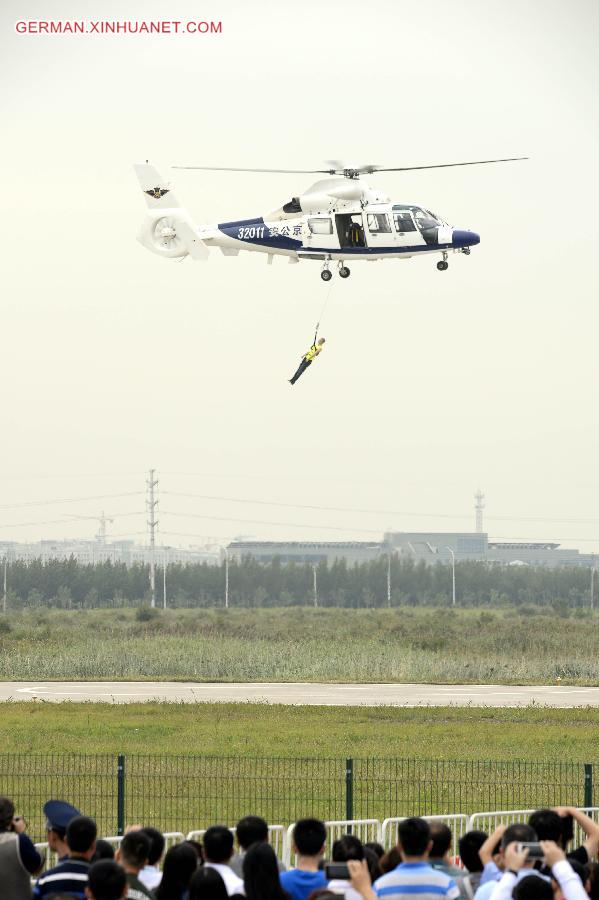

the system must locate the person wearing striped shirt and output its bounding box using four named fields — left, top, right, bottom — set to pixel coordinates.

left=33, top=815, right=97, bottom=899
left=373, top=818, right=461, bottom=900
